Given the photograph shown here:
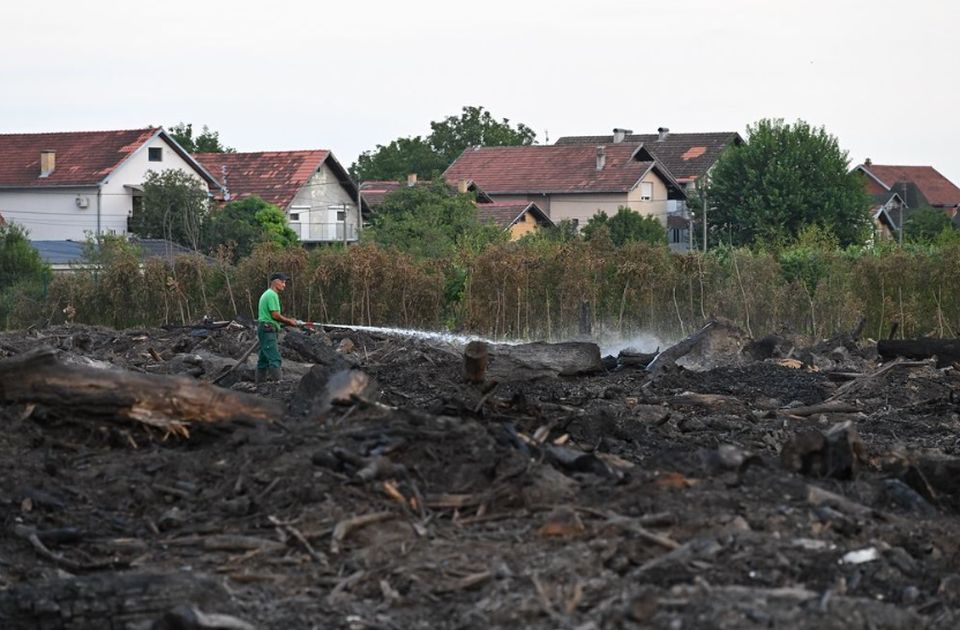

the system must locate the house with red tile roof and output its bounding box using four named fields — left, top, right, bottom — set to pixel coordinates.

left=443, top=143, right=686, bottom=234
left=854, top=161, right=960, bottom=238
left=476, top=201, right=552, bottom=240
left=555, top=128, right=742, bottom=251
left=194, top=150, right=367, bottom=244
left=0, top=128, right=221, bottom=241
left=359, top=175, right=549, bottom=240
